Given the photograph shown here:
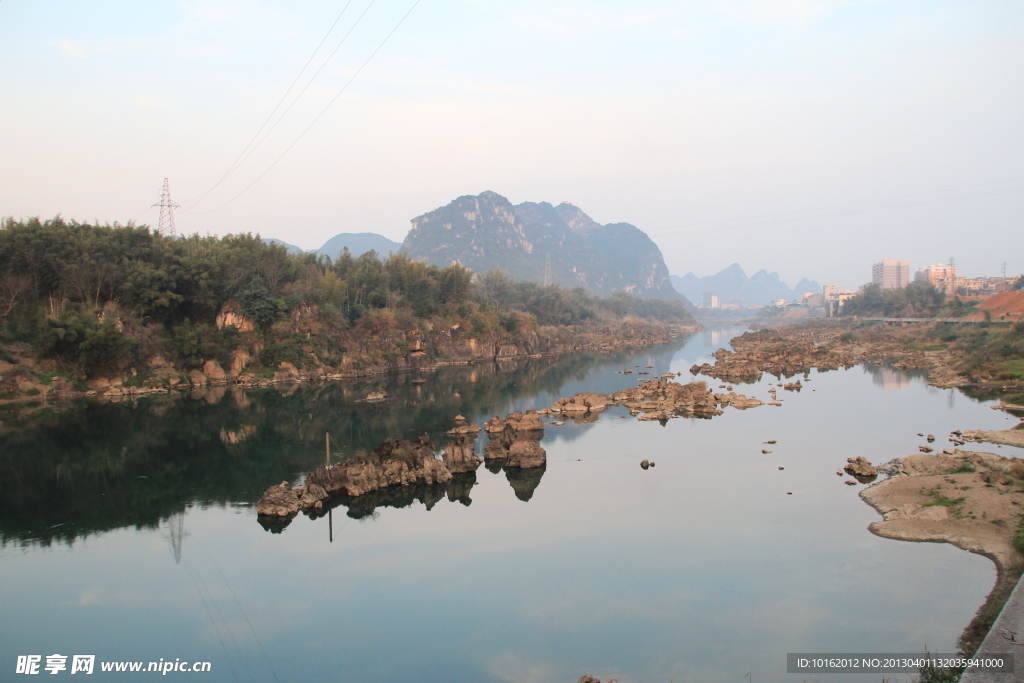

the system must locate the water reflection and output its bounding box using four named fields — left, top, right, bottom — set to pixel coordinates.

left=861, top=360, right=929, bottom=391
left=0, top=342, right=692, bottom=547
